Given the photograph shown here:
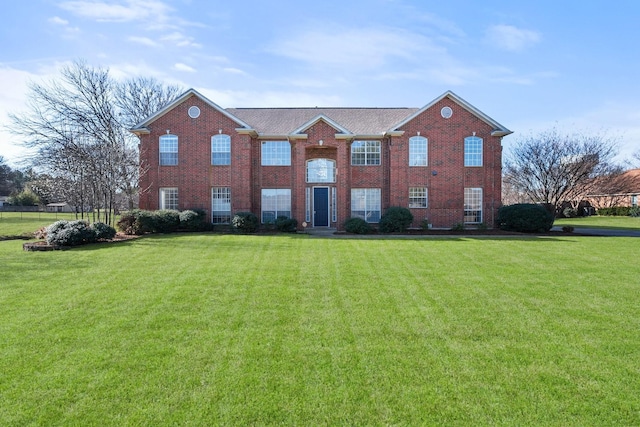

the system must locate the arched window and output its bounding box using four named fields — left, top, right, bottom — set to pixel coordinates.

left=211, top=134, right=231, bottom=165
left=464, top=136, right=483, bottom=167
left=159, top=134, right=178, bottom=165
left=409, top=136, right=428, bottom=166
left=306, top=159, right=336, bottom=183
